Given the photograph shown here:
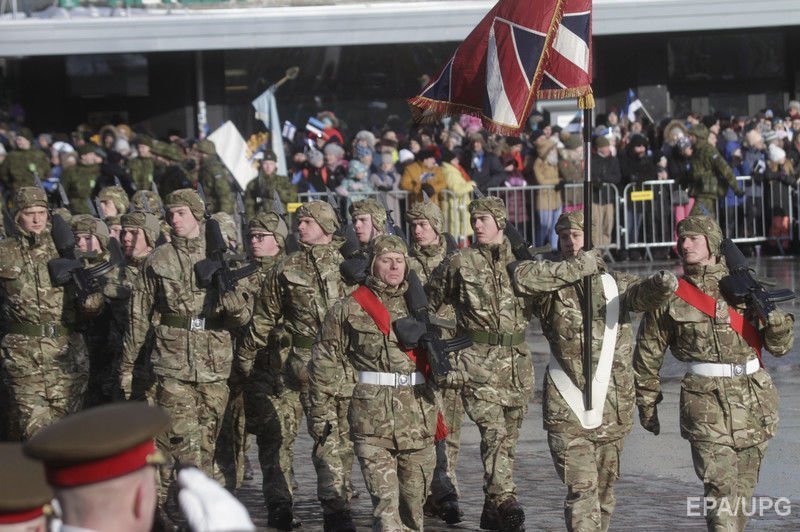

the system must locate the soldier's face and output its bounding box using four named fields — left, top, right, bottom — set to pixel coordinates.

left=353, top=214, right=377, bottom=244
left=411, top=219, right=438, bottom=247
left=137, top=144, right=151, bottom=158
left=559, top=229, right=584, bottom=258
left=297, top=216, right=331, bottom=245
left=250, top=231, right=281, bottom=258
left=373, top=252, right=406, bottom=287
left=471, top=214, right=503, bottom=245
left=262, top=160, right=277, bottom=174
left=81, top=152, right=101, bottom=165
left=18, top=206, right=48, bottom=234
left=109, top=224, right=121, bottom=241
left=168, top=207, right=201, bottom=239
left=15, top=136, right=30, bottom=150
left=122, top=227, right=152, bottom=259
left=680, top=234, right=714, bottom=266
left=100, top=199, right=119, bottom=218
left=76, top=233, right=101, bottom=254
